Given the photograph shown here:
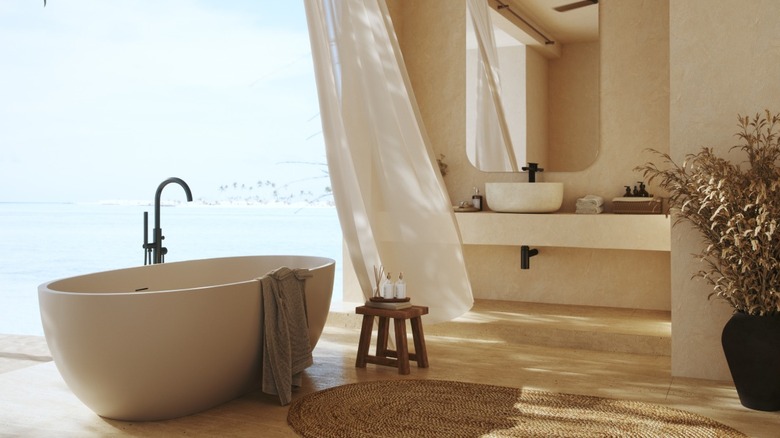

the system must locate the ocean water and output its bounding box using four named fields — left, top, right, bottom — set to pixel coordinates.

left=0, top=203, right=343, bottom=336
